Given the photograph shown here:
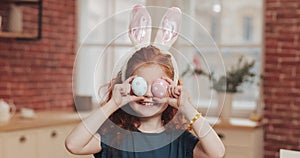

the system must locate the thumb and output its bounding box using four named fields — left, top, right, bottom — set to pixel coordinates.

left=168, top=98, right=179, bottom=108
left=130, top=96, right=145, bottom=102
